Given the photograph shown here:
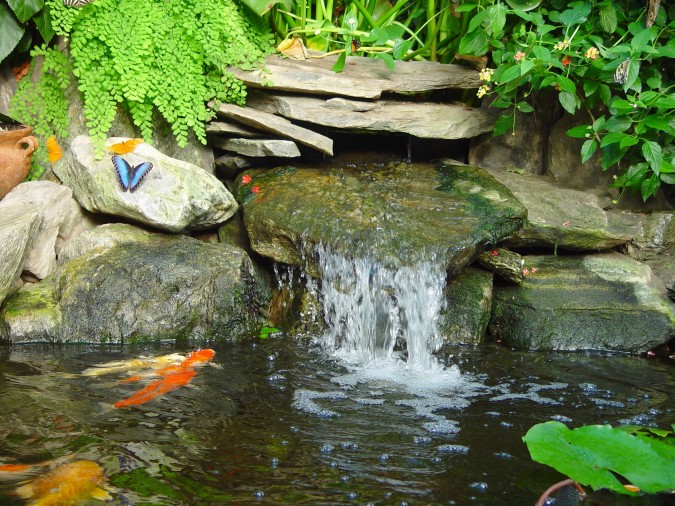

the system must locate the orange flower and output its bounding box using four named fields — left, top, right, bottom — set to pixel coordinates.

left=491, top=250, right=499, bottom=256
left=241, top=174, right=252, bottom=184
left=561, top=55, right=572, bottom=66
left=252, top=186, right=261, bottom=194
